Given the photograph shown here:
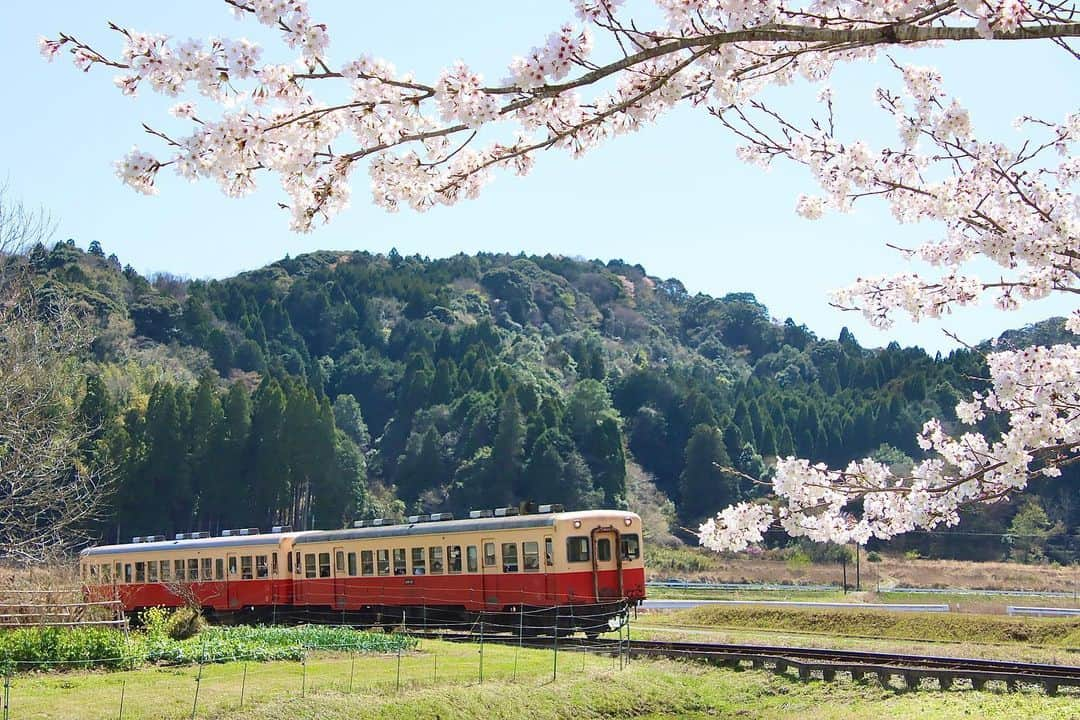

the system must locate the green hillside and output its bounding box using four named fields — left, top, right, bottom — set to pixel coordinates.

left=28, top=239, right=1080, bottom=562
